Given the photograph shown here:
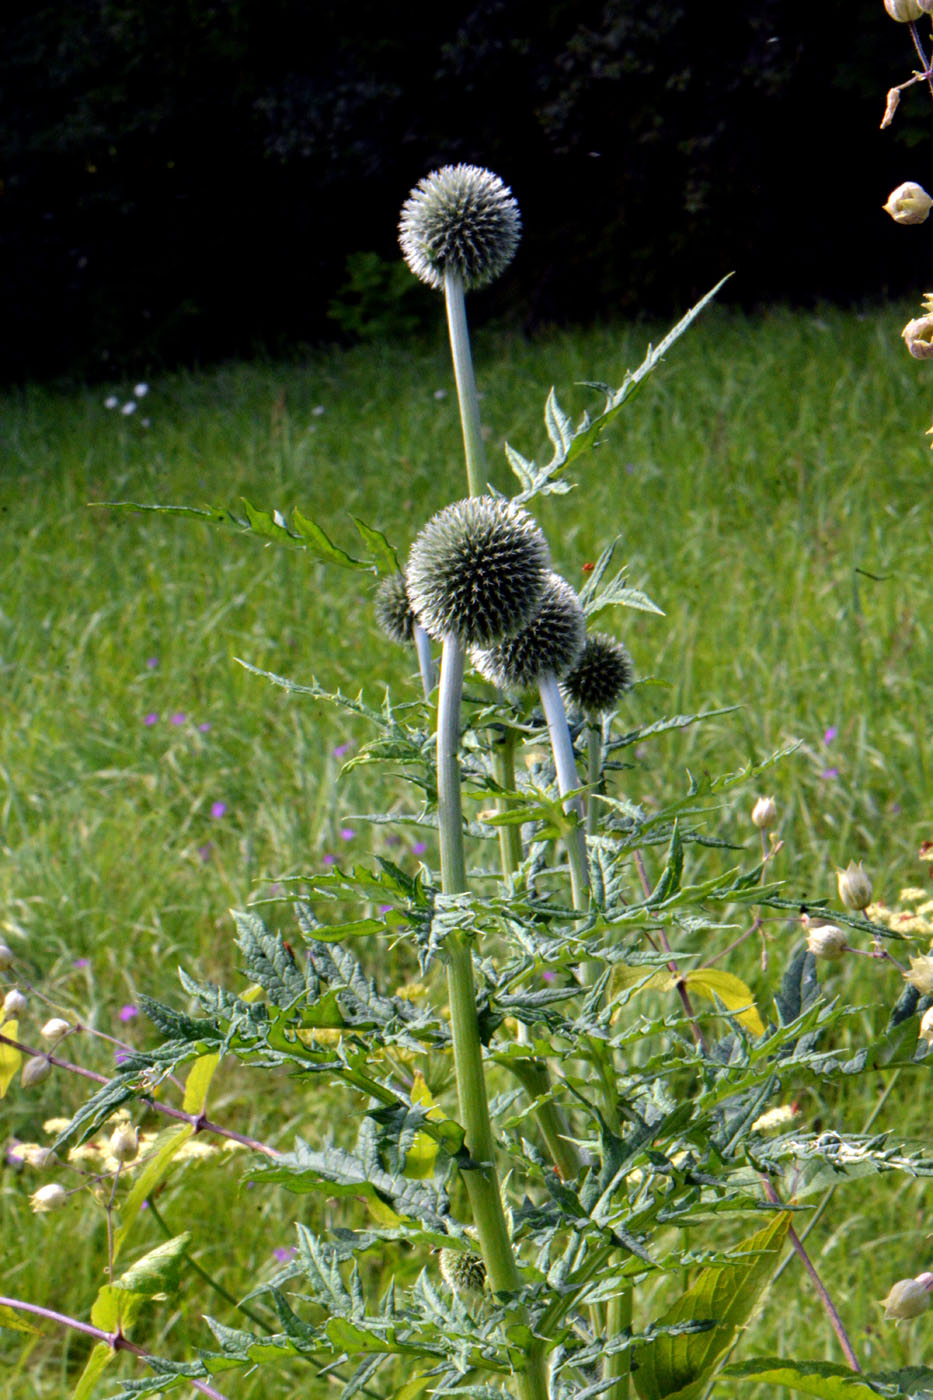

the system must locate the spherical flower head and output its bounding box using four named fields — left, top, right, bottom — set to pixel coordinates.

left=836, top=860, right=873, bottom=911
left=804, top=920, right=847, bottom=961
left=399, top=165, right=521, bottom=291
left=883, top=181, right=933, bottom=224
left=560, top=632, right=635, bottom=715
left=751, top=795, right=778, bottom=830
left=471, top=573, right=585, bottom=690
left=30, top=1182, right=68, bottom=1213
left=375, top=572, right=417, bottom=646
left=881, top=1273, right=933, bottom=1321
left=439, top=1247, right=487, bottom=1303
left=406, top=496, right=550, bottom=647
left=905, top=954, right=933, bottom=996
